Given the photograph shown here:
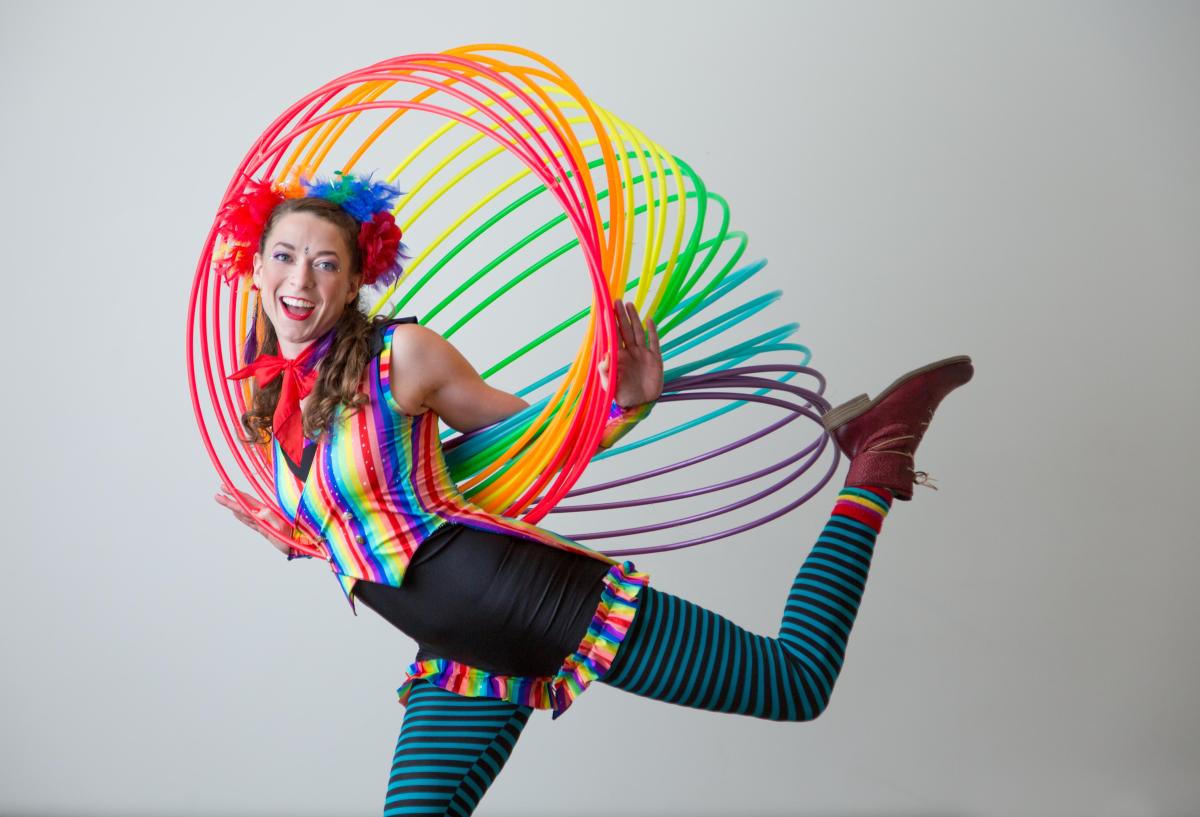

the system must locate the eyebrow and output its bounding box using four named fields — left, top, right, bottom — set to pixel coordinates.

left=271, top=241, right=341, bottom=258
